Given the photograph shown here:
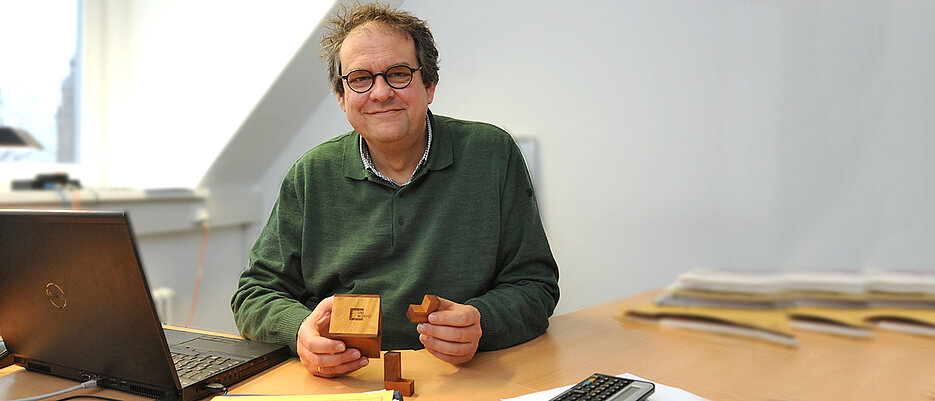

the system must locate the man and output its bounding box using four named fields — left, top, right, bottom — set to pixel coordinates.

left=231, top=2, right=559, bottom=378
